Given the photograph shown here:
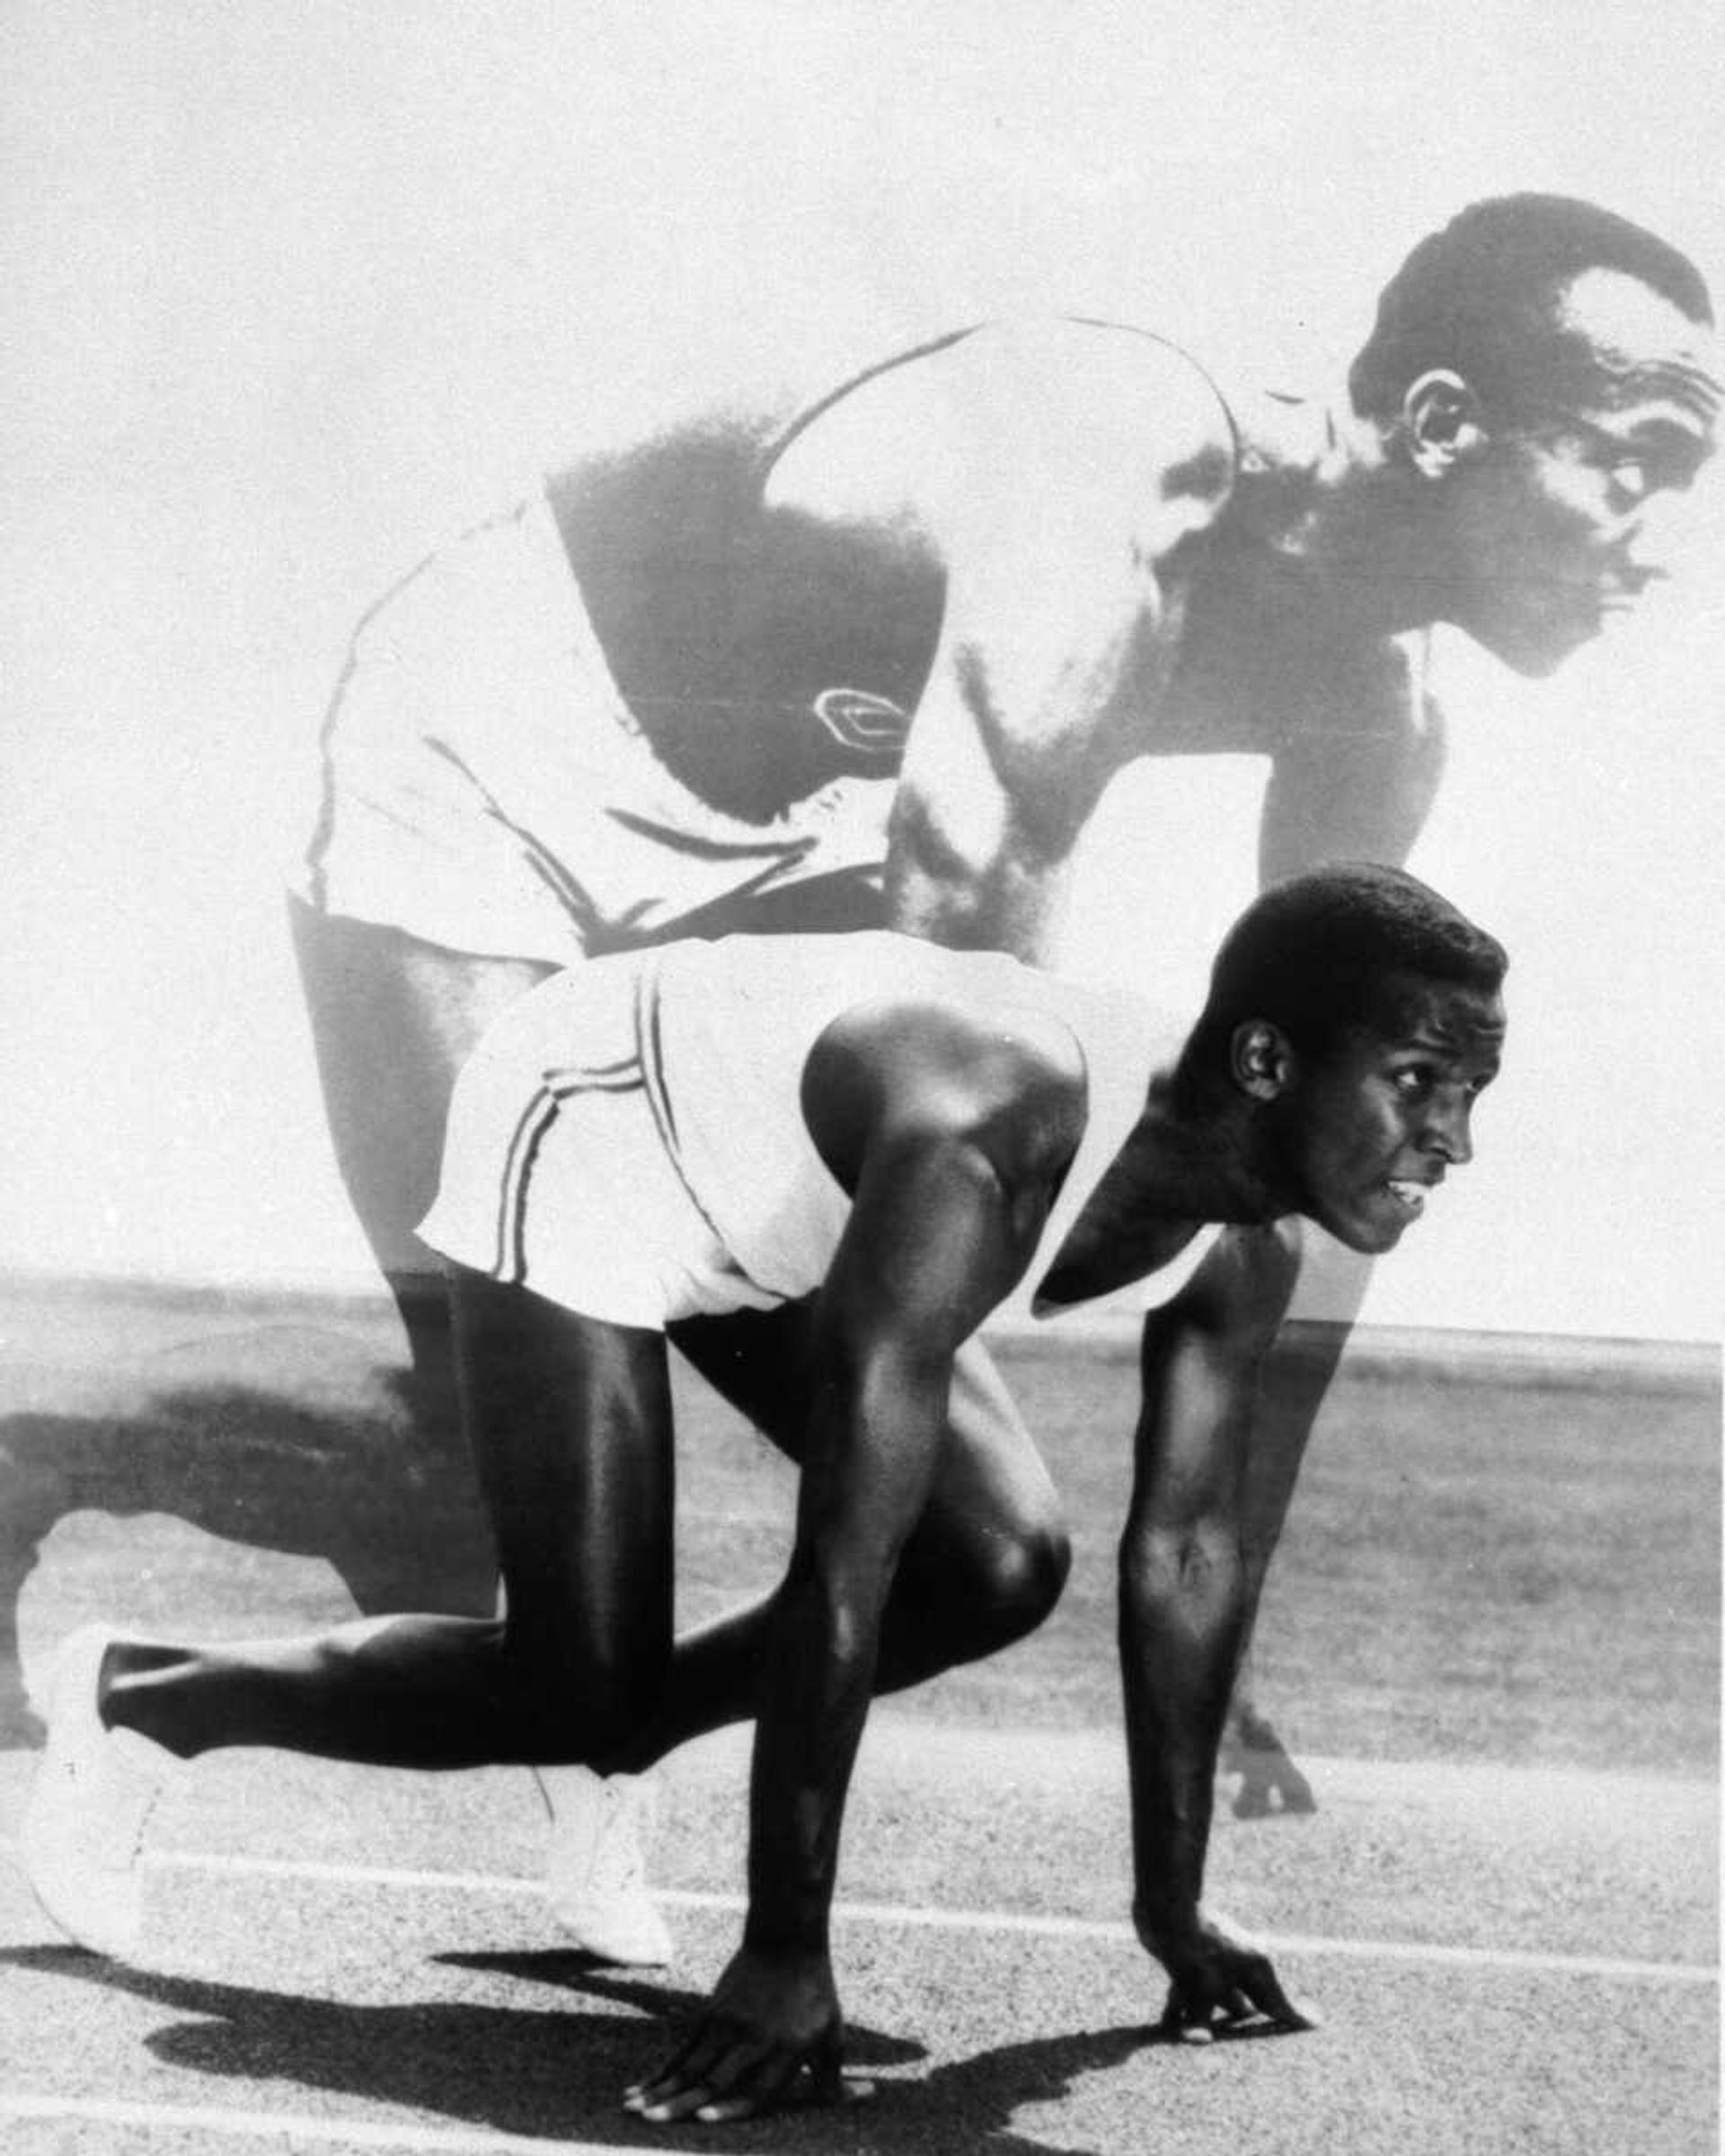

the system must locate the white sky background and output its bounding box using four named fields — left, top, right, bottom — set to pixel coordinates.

left=3, top=1, right=1722, bottom=1337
